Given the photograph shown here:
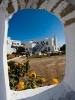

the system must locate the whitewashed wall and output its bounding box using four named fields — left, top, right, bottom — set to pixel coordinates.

left=33, top=37, right=59, bottom=51
left=0, top=0, right=75, bottom=100
left=7, top=37, right=13, bottom=54
left=25, top=41, right=36, bottom=52
left=0, top=15, right=11, bottom=100
left=7, top=37, right=21, bottom=54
